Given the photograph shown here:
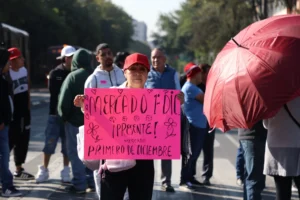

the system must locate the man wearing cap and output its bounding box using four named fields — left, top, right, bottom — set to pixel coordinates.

left=180, top=63, right=215, bottom=186
left=181, top=62, right=207, bottom=187
left=35, top=45, right=76, bottom=183
left=7, top=47, right=34, bottom=180
left=0, top=45, right=22, bottom=197
left=145, top=48, right=181, bottom=192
